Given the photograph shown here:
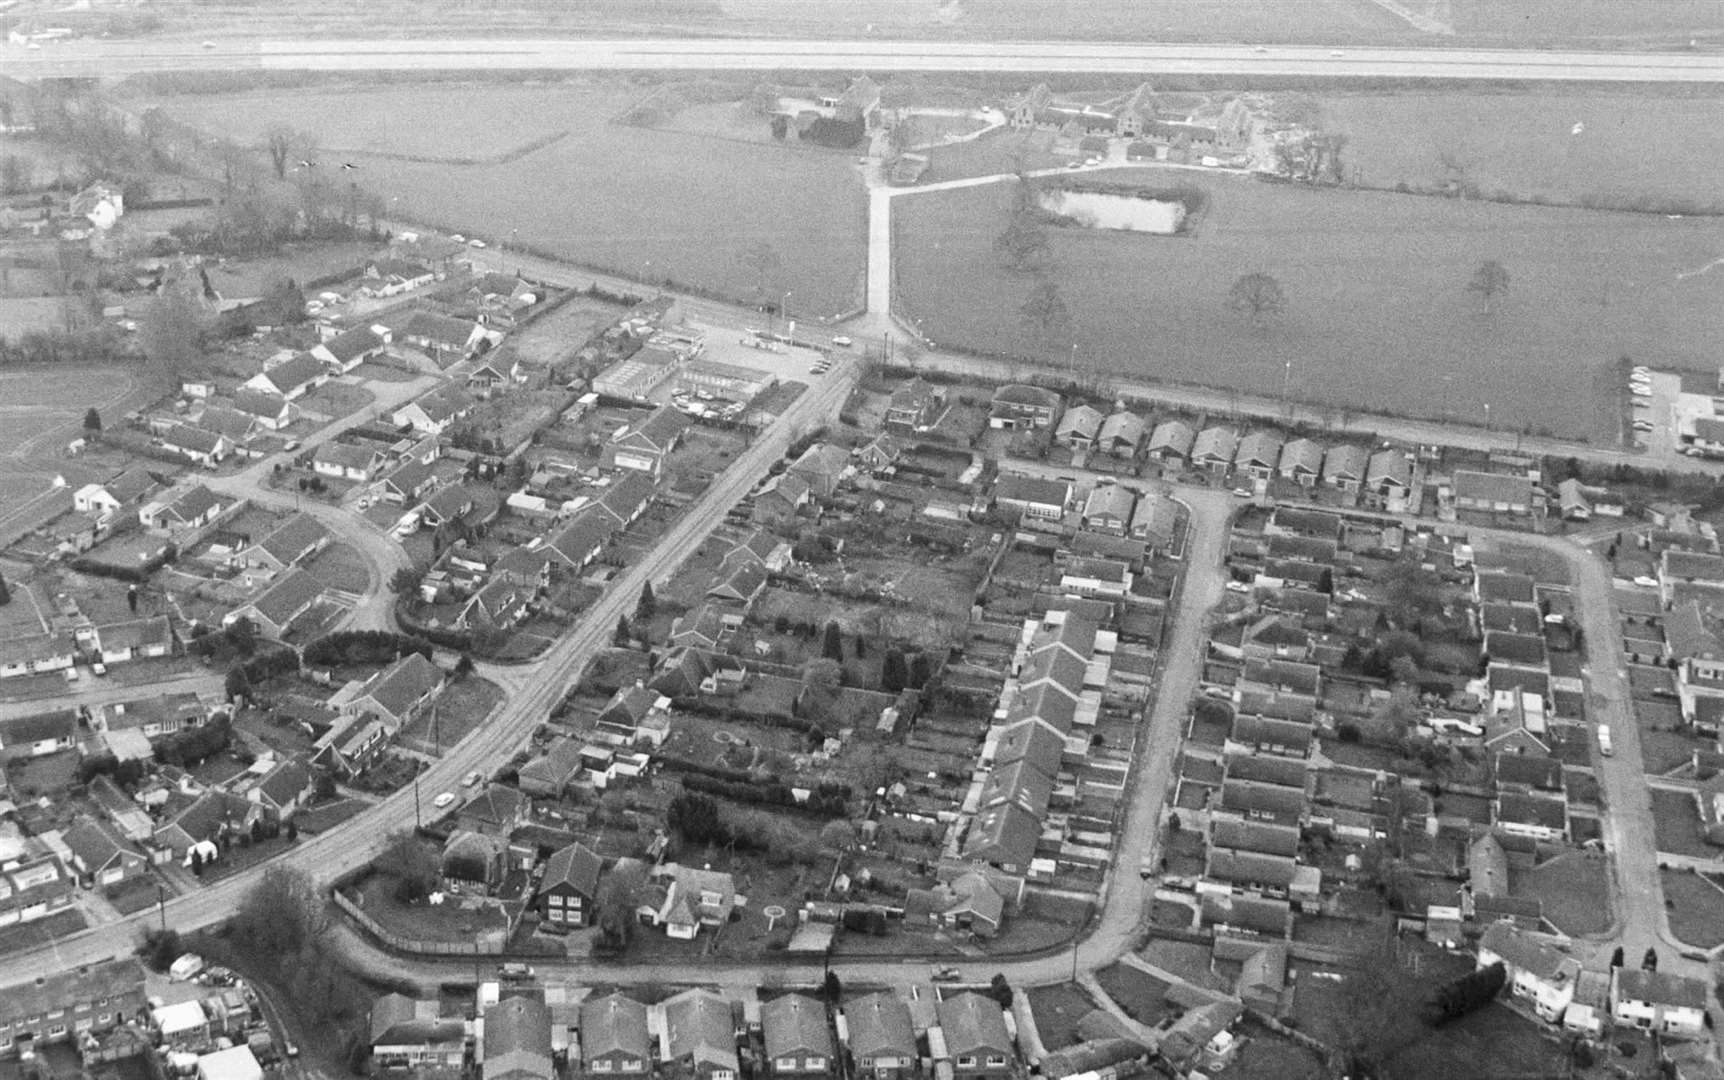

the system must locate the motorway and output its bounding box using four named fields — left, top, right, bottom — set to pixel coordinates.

left=6, top=37, right=1724, bottom=82
left=0, top=349, right=859, bottom=984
